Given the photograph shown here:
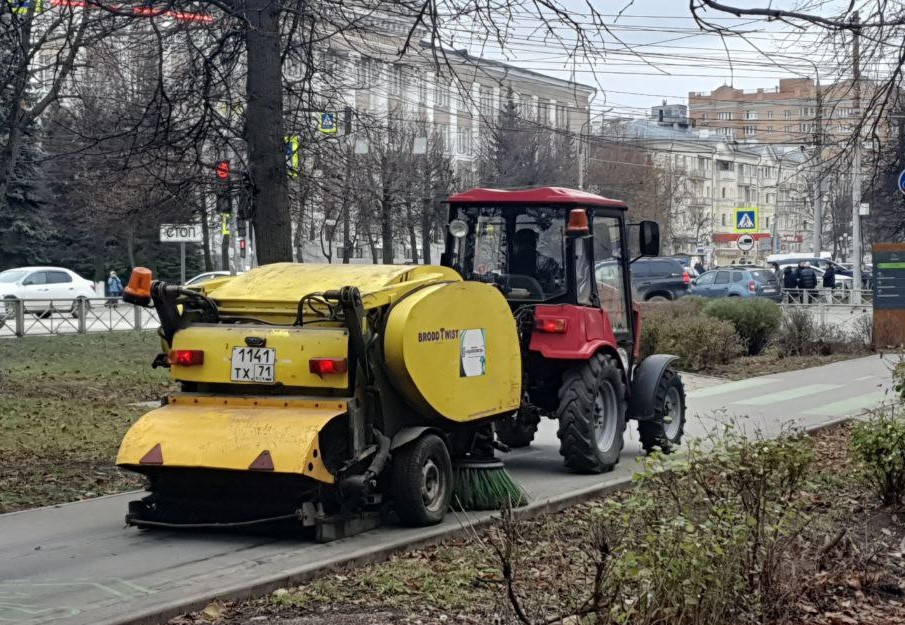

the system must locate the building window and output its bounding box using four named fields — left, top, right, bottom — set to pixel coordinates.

left=479, top=86, right=493, bottom=116
left=767, top=126, right=773, bottom=133
left=721, top=214, right=727, bottom=226
left=744, top=110, right=757, bottom=120
left=537, top=99, right=549, bottom=123
left=418, top=77, right=427, bottom=103
left=434, top=123, right=449, bottom=151
left=436, top=81, right=450, bottom=108
left=519, top=94, right=534, bottom=119
left=764, top=216, right=770, bottom=229
left=390, top=66, right=403, bottom=95
left=784, top=125, right=792, bottom=133
left=457, top=127, right=472, bottom=154
left=701, top=112, right=707, bottom=120
left=716, top=159, right=733, bottom=171
left=783, top=110, right=791, bottom=119
left=555, top=104, right=568, bottom=128
left=718, top=111, right=733, bottom=120
left=721, top=187, right=726, bottom=199
left=767, top=110, right=774, bottom=119
left=744, top=125, right=756, bottom=136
